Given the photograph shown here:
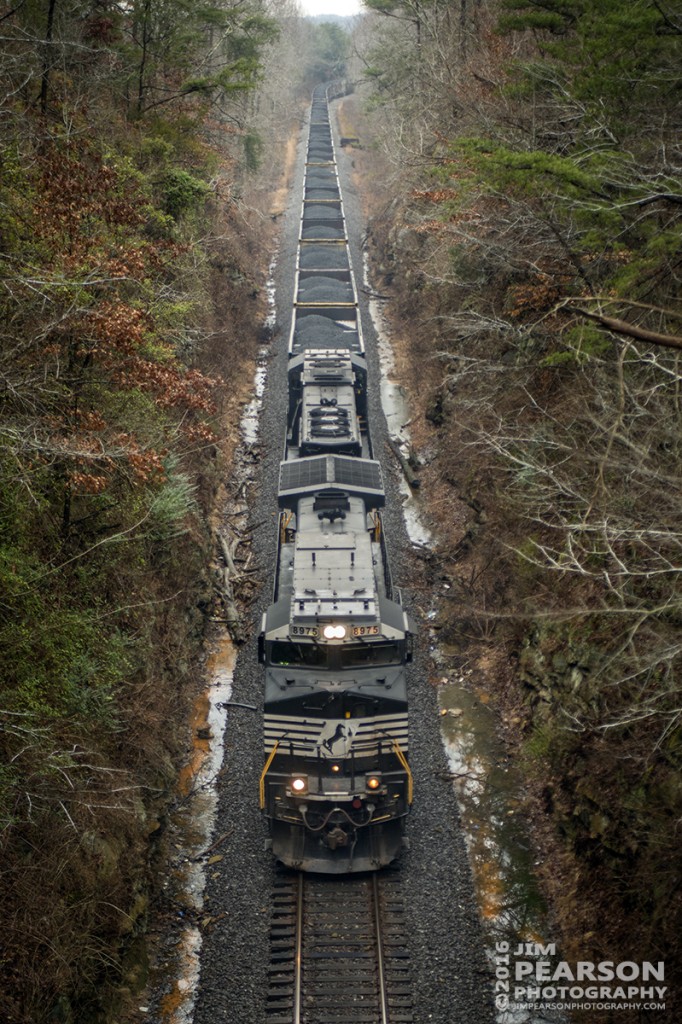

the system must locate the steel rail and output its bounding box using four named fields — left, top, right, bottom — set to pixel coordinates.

left=372, top=874, right=390, bottom=1024
left=293, top=872, right=303, bottom=1024
left=292, top=874, right=390, bottom=1024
